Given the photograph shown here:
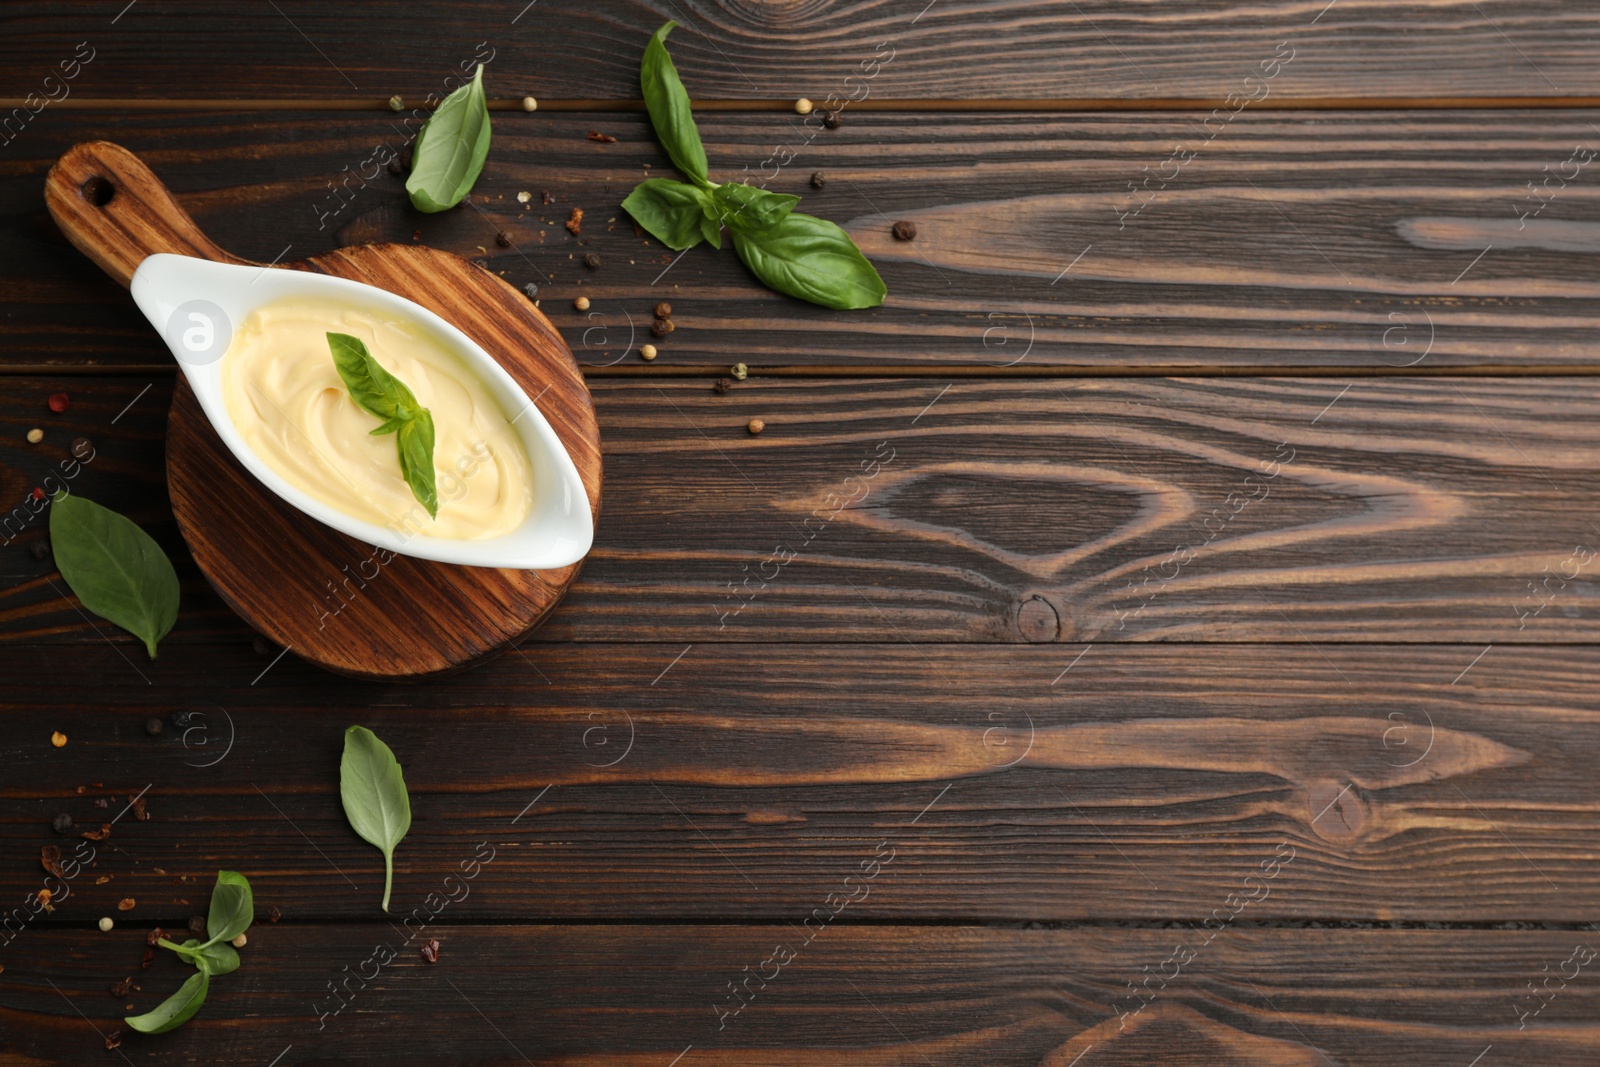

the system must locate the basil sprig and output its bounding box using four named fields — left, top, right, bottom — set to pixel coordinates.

left=327, top=333, right=438, bottom=519
left=126, top=871, right=253, bottom=1035
left=622, top=22, right=886, bottom=310
left=49, top=491, right=179, bottom=658
left=407, top=63, right=492, bottom=213
left=340, top=725, right=412, bottom=912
